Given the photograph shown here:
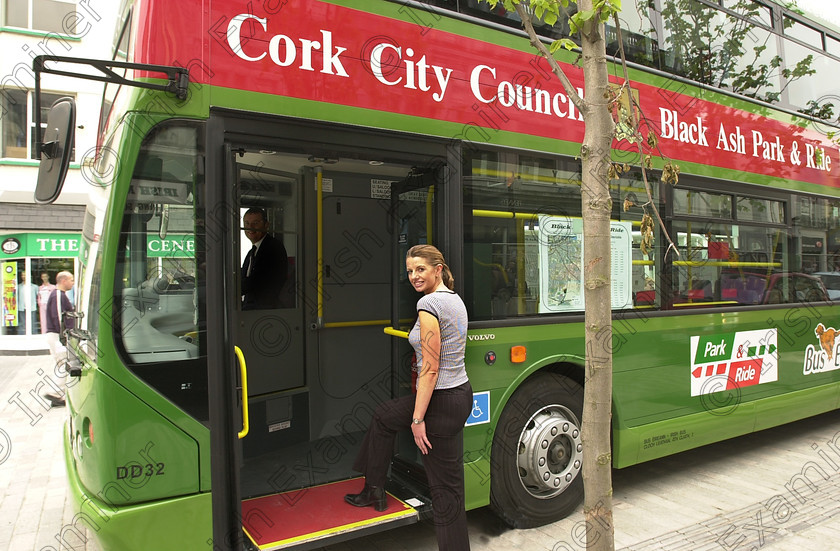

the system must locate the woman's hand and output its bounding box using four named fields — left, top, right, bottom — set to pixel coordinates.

left=411, top=420, right=432, bottom=454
